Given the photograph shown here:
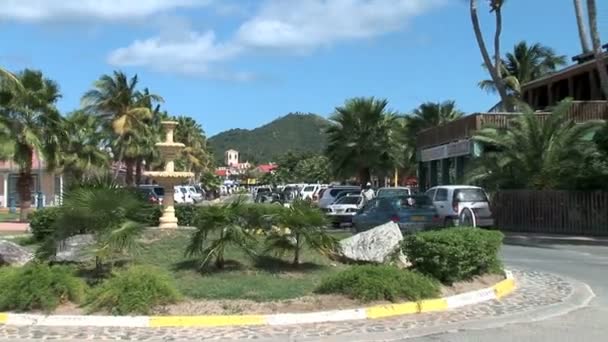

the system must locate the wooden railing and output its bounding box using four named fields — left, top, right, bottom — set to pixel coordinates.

left=416, top=101, right=608, bottom=149
left=492, top=190, right=608, bottom=236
